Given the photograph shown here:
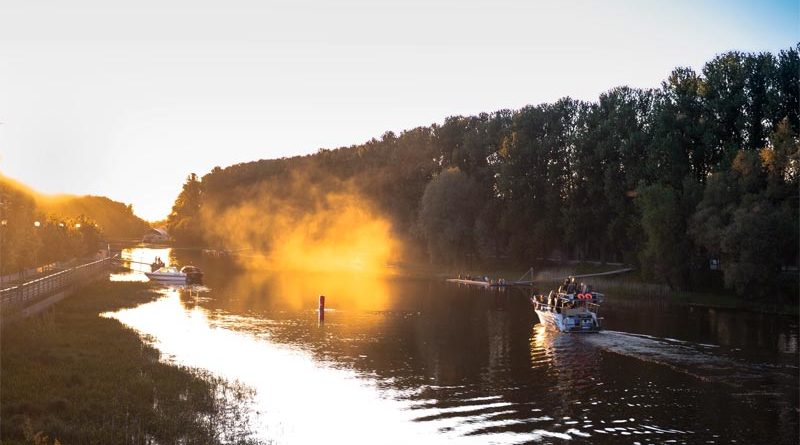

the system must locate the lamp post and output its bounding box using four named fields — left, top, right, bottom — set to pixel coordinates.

left=33, top=221, right=41, bottom=274
left=0, top=218, right=6, bottom=287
